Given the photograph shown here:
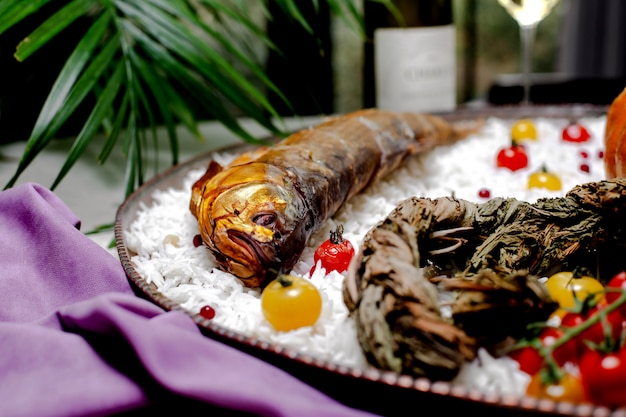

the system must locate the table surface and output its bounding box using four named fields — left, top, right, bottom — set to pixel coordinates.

left=0, top=116, right=323, bottom=254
